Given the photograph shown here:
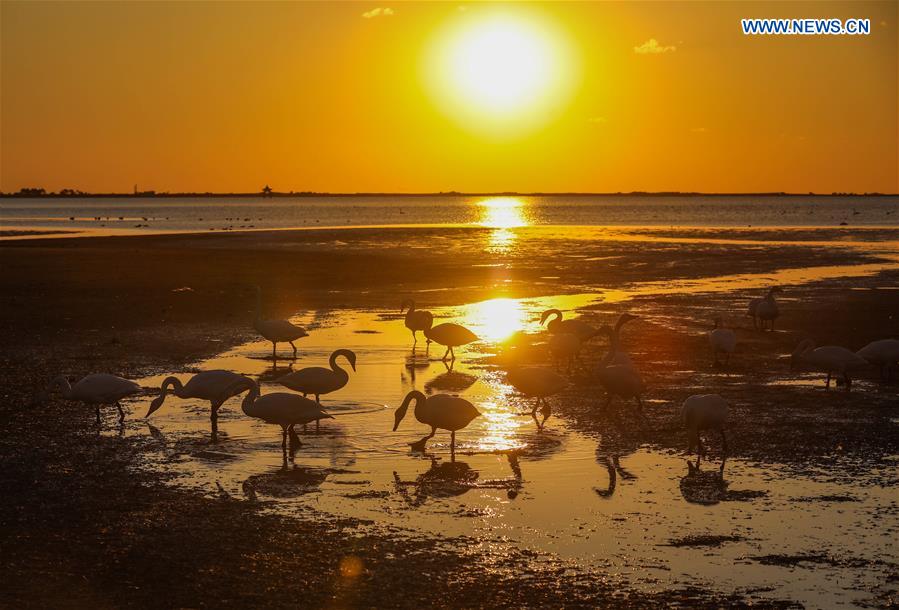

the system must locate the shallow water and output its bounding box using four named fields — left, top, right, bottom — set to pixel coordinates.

left=118, top=286, right=898, bottom=608
left=3, top=194, right=898, bottom=236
